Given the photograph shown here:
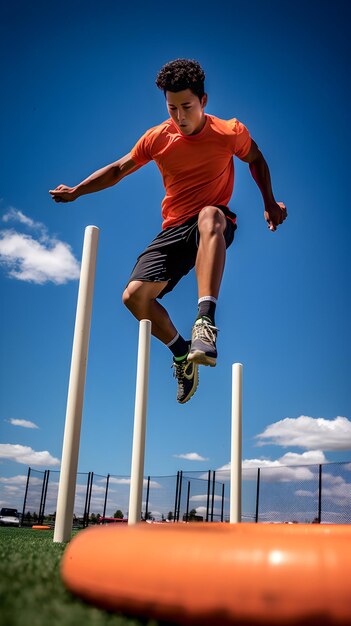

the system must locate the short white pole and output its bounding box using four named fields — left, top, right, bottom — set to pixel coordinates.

left=54, top=225, right=99, bottom=543
left=230, top=363, right=243, bottom=523
left=128, top=319, right=151, bottom=525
